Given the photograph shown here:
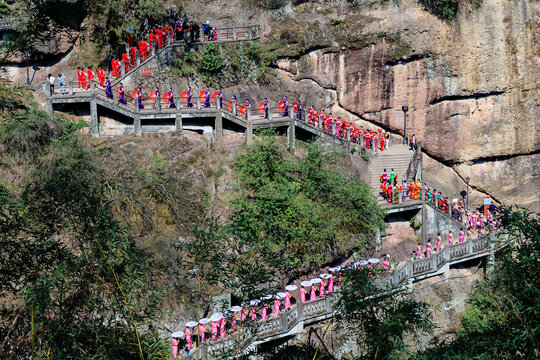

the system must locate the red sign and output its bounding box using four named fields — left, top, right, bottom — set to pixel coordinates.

left=142, top=68, right=153, bottom=77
